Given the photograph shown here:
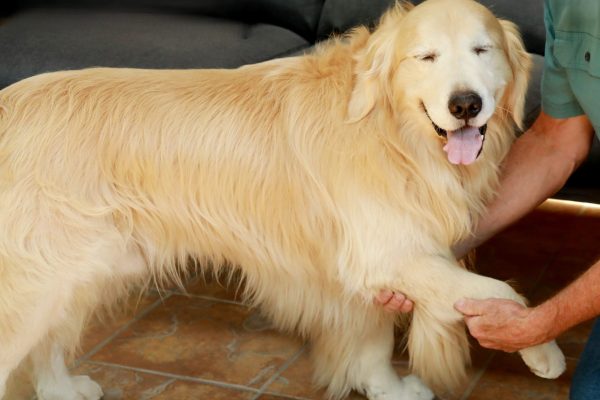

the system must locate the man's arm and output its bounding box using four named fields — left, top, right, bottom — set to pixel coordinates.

left=455, top=257, right=600, bottom=352
left=377, top=112, right=594, bottom=314
left=453, top=111, right=594, bottom=258
left=451, top=111, right=597, bottom=351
